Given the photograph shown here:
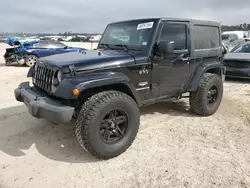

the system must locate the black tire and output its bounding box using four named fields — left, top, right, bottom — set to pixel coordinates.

left=75, top=90, right=140, bottom=159
left=189, top=73, right=223, bottom=116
